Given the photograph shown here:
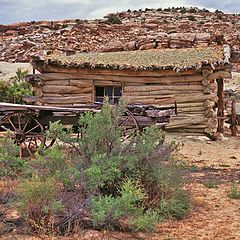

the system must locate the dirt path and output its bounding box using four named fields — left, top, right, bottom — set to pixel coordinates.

left=1, top=135, right=240, bottom=240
